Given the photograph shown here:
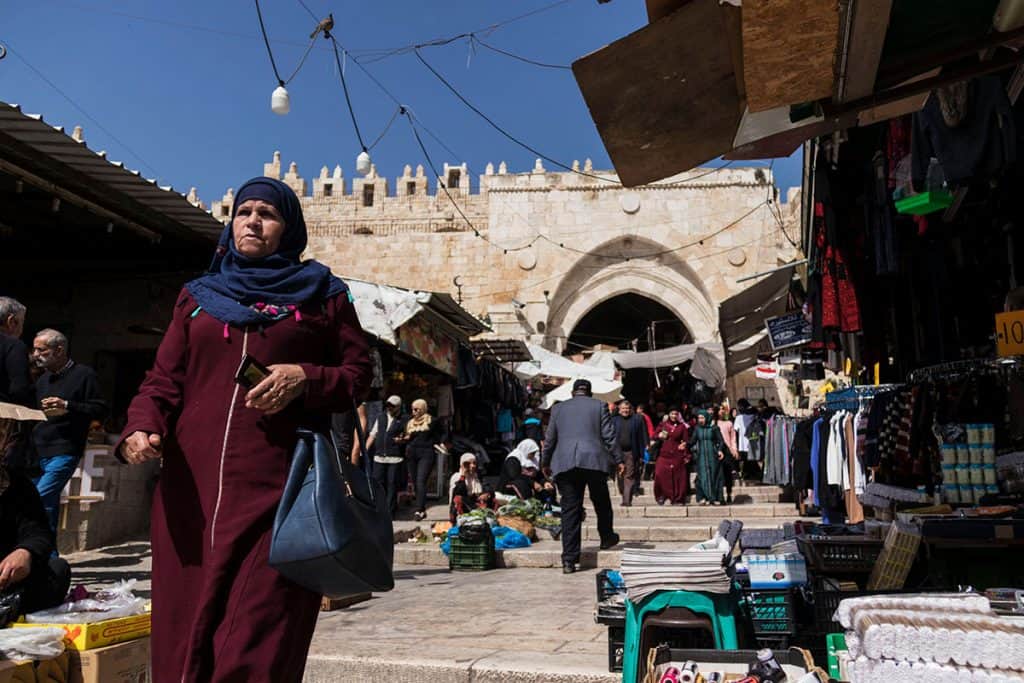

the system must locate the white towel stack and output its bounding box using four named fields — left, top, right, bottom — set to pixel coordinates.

left=838, top=594, right=1024, bottom=682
